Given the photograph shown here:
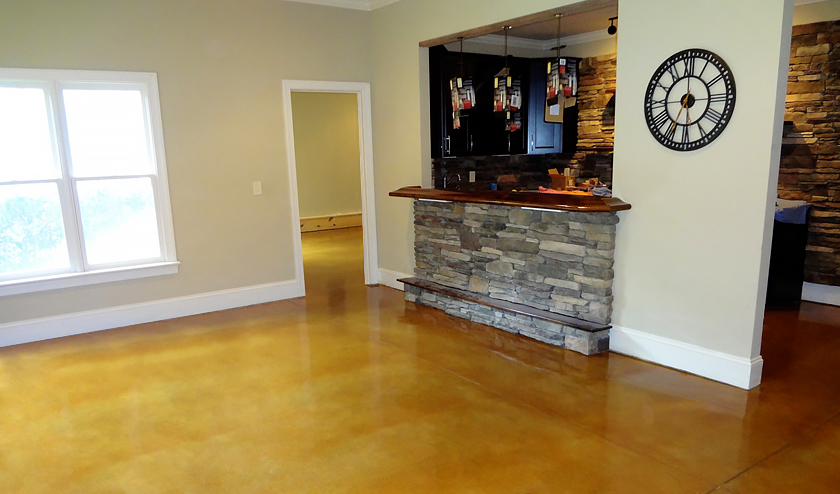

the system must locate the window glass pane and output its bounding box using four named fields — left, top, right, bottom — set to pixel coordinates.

left=63, top=89, right=152, bottom=177
left=0, top=183, right=70, bottom=275
left=77, top=178, right=161, bottom=265
left=0, top=87, right=59, bottom=182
